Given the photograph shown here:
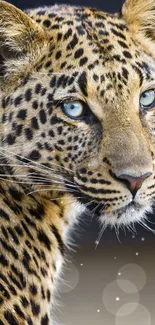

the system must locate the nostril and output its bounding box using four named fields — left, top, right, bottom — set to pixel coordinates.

left=118, top=172, right=152, bottom=196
